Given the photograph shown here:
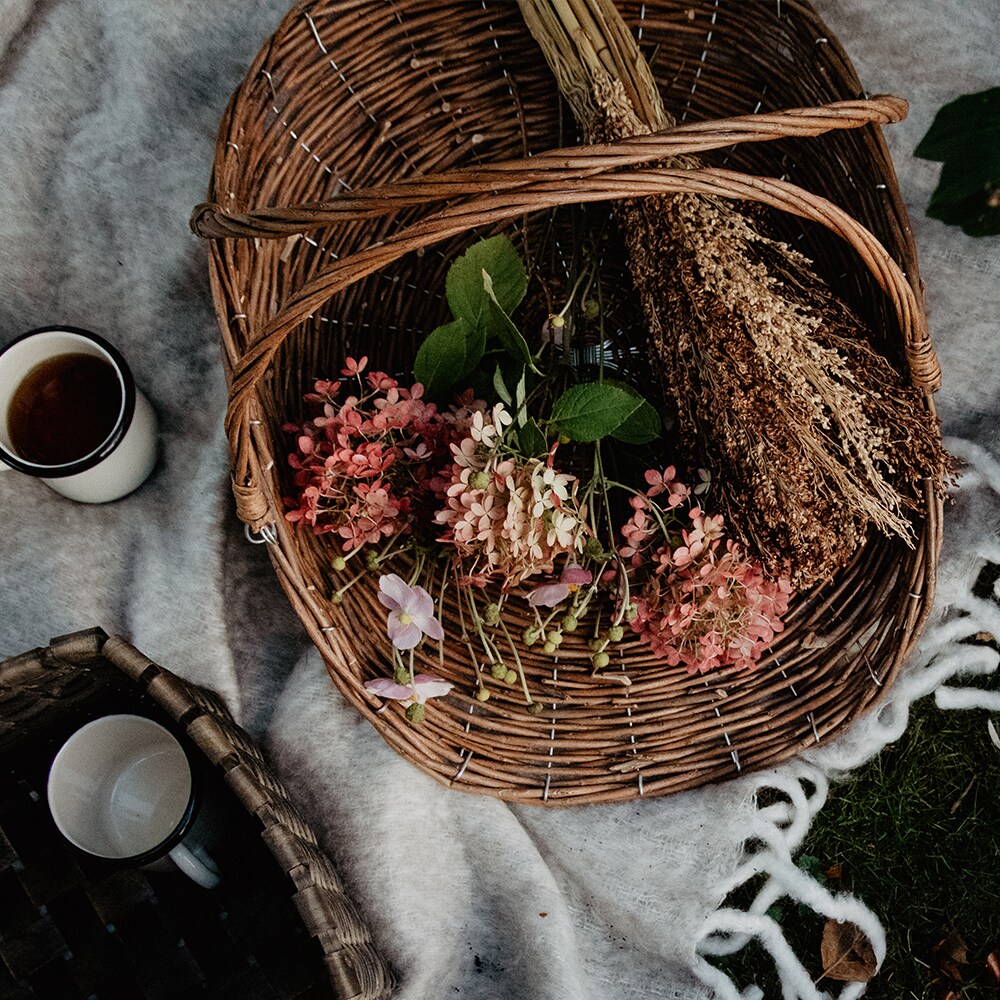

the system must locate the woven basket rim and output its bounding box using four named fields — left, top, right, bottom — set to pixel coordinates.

left=196, top=0, right=946, bottom=806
